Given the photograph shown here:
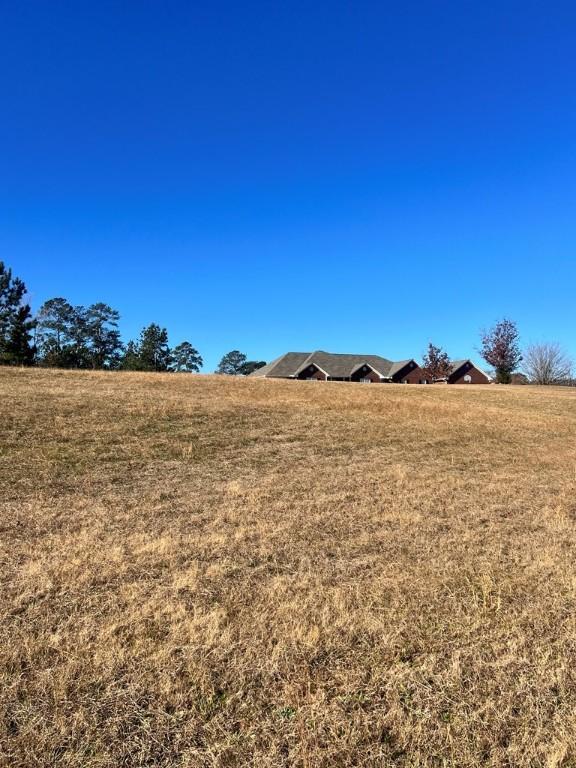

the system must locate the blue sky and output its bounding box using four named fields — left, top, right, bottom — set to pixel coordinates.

left=1, top=1, right=575, bottom=371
